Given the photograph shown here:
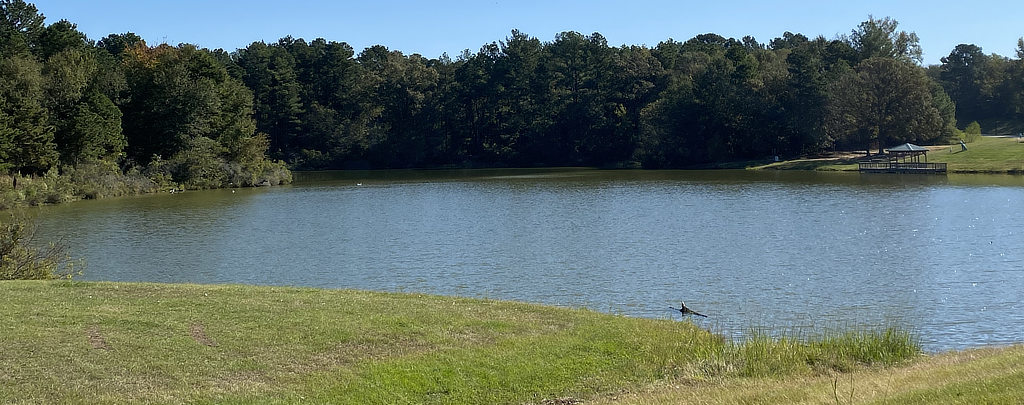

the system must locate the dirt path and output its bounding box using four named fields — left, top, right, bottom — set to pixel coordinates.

left=189, top=323, right=218, bottom=347
left=85, top=326, right=111, bottom=350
